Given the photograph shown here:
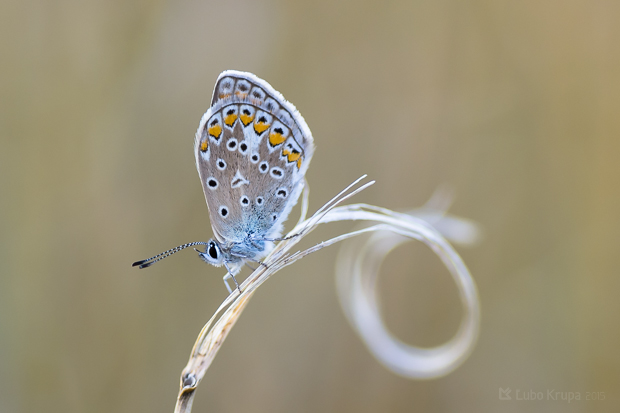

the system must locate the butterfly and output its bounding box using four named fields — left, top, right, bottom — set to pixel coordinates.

left=133, top=70, right=315, bottom=292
